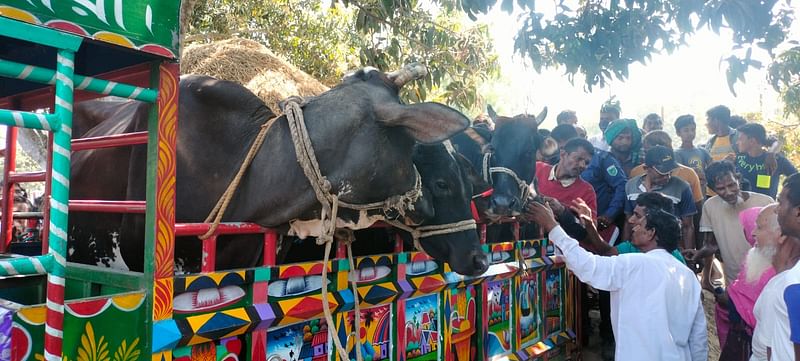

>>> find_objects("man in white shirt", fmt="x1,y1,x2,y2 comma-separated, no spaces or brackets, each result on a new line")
526,200,707,360
752,172,800,360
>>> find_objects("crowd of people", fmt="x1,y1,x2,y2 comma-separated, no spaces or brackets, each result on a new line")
519,101,800,361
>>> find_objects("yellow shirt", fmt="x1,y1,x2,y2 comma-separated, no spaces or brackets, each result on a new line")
709,135,735,162
630,164,704,203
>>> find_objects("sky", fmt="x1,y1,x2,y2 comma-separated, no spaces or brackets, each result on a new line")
472,3,797,139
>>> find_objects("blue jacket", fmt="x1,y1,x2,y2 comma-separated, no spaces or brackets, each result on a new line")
580,150,627,220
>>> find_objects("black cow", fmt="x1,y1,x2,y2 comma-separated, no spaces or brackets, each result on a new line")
452,106,547,219
282,142,490,276
69,66,489,276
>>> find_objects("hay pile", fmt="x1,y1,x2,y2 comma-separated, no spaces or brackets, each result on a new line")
181,38,329,113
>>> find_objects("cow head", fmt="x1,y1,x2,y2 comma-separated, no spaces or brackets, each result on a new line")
486,106,547,217
294,64,470,210
406,143,489,276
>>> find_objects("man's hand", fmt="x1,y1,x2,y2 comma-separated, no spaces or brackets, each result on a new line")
682,248,702,263
597,216,612,230
765,151,777,175
541,196,566,215
525,201,559,234
570,198,593,221
724,153,736,163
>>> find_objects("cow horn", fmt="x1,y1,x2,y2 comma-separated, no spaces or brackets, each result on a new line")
387,63,428,87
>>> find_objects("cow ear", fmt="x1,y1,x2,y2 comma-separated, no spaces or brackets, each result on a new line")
375,102,470,144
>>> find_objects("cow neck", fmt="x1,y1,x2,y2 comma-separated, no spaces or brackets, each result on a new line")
284,99,423,361
282,99,423,243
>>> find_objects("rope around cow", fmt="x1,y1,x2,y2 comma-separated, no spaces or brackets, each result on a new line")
200,97,488,361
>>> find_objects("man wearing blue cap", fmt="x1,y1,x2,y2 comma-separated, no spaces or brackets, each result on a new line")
623,146,697,250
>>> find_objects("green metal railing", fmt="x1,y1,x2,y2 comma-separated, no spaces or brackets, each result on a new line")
0,16,161,360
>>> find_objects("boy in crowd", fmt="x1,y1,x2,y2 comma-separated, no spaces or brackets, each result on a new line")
735,123,797,199
642,113,663,133
557,110,578,125
705,105,739,162
674,114,712,194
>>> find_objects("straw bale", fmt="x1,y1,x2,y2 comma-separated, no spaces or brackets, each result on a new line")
182,38,329,112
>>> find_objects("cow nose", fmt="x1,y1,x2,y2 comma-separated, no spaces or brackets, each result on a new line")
491,194,518,216
471,250,489,275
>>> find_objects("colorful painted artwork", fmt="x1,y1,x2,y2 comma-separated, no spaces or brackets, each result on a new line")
445,286,477,361
544,269,563,336
267,318,330,361
173,336,245,361
337,304,392,361
402,294,440,361
516,273,542,348
0,0,180,58
352,256,394,284
11,293,146,361
485,280,512,359
0,307,10,361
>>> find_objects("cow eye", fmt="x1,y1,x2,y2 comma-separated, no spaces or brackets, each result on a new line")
435,180,449,190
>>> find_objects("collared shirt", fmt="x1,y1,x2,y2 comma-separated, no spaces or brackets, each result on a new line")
615,241,687,264
548,163,577,187
536,162,598,219
548,226,708,361
581,150,627,220
624,174,698,218
751,261,800,361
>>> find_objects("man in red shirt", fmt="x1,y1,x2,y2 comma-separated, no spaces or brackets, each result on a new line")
536,137,598,222
536,136,600,354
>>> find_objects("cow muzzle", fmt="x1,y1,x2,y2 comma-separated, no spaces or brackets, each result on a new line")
387,63,428,87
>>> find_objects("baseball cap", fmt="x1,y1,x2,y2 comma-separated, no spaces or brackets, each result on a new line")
644,145,678,175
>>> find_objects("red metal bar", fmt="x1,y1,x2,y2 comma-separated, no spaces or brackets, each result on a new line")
479,223,487,245
174,222,267,237
264,231,277,266
336,242,346,259
513,222,520,241
69,200,146,213
394,233,404,253
71,131,148,151
201,236,217,273
41,133,54,254
1,127,18,251
8,171,46,183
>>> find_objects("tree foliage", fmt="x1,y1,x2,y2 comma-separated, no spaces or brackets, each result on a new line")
501,0,795,94
185,0,499,112
769,45,800,119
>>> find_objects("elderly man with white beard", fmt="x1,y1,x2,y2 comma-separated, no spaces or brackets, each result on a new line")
685,160,774,348
711,205,780,357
